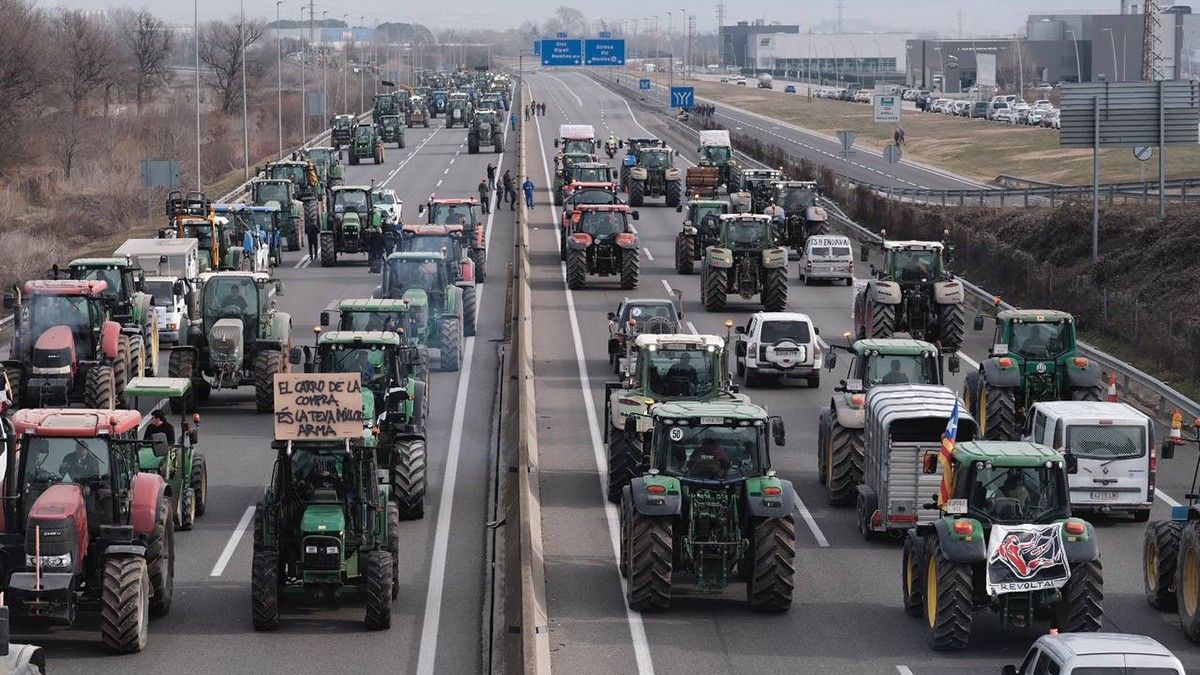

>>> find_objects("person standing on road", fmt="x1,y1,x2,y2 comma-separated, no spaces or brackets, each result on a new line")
522,177,535,209
540,103,546,116
306,215,320,260
502,171,517,211
486,163,496,190
510,112,517,130
496,179,506,206
478,178,490,214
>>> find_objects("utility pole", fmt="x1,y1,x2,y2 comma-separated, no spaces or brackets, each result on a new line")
194,0,201,191
322,10,328,123
836,0,845,33
360,16,366,113
276,1,283,159
240,0,249,179
300,5,307,141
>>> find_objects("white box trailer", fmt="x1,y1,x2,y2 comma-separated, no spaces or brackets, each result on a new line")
857,384,978,538
114,238,200,280
698,130,731,148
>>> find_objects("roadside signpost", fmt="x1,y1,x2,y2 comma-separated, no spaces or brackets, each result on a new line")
873,94,901,123
836,130,858,159
669,86,695,109
883,144,902,164
639,79,651,91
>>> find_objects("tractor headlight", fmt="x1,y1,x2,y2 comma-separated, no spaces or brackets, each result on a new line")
27,553,72,569
325,546,339,554
305,545,318,554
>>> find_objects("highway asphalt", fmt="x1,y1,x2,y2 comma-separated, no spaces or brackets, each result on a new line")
525,68,1200,675
13,106,516,672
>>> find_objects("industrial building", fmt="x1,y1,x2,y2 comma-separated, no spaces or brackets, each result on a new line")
745,32,914,88
718,20,799,69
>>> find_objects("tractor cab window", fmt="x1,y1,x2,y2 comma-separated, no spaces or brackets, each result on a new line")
22,437,111,518
256,182,289,205
78,267,123,301
308,149,334,166
354,126,375,142
966,463,1068,523
430,204,475,225
644,348,718,398
701,146,732,163
572,167,609,183
641,151,671,169
724,220,770,248
324,345,390,390
334,190,369,212
561,140,593,155
759,320,811,344
620,303,677,327
290,446,348,503
864,354,935,386
476,112,497,125
203,276,257,324
778,187,816,211
270,166,305,184
28,295,94,351
182,222,214,249
692,205,726,226
890,249,940,282
405,235,460,258
660,423,763,481
143,279,176,307
342,310,406,333
578,211,626,237
1008,322,1070,360
374,191,397,205
386,259,442,293
571,189,616,206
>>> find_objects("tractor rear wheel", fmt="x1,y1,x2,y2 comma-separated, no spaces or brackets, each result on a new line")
665,180,682,208
100,556,150,653
620,249,640,290
254,350,283,413
191,453,208,516
471,248,487,283
816,412,831,486
167,350,196,413
146,494,174,617
392,439,427,520
566,249,587,290
762,267,788,312
866,295,896,339
319,232,336,266
1177,522,1200,640
702,266,727,312
902,534,925,616
925,536,974,651
439,317,461,372
606,429,643,504
179,488,196,531
304,200,319,239
85,364,116,410
629,180,645,207
113,335,130,408
387,502,401,599
250,550,280,631
747,515,797,612
626,509,673,612
468,133,479,154
4,365,21,409
981,382,1018,441
675,233,695,274
937,303,966,353
1145,520,1183,609
826,421,863,506
363,550,393,630
1057,558,1104,633
129,333,147,378
463,286,477,338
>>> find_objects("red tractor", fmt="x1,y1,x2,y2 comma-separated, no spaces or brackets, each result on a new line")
398,223,479,337
562,204,641,290
419,196,487,282
2,280,128,410
560,181,621,231
1,408,176,654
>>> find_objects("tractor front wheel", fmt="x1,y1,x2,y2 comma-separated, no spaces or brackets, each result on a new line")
981,382,1018,441
566,249,587,290
1145,520,1183,609
250,550,280,631
620,249,640,290
254,350,283,413
191,453,208,516
146,494,175,617
937,302,966,352
701,266,728,312
463,285,477,338
925,536,974,651
746,515,796,612
1057,558,1104,633
629,180,645,207
675,233,695,274
179,488,196,531
100,556,150,653
439,317,462,372
4,365,21,409
902,533,925,616
866,294,896,339
1176,521,1200,640
665,180,682,208
625,508,673,612
363,550,394,630
826,421,863,506
129,333,147,378
303,200,319,233
762,267,788,312
392,439,427,520
85,364,116,410
319,232,336,267
113,335,130,408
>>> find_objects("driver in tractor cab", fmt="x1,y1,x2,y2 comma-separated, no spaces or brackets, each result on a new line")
999,471,1033,508
881,359,910,385
690,437,730,480
59,442,103,483
606,134,617,150
664,354,698,396
220,283,249,313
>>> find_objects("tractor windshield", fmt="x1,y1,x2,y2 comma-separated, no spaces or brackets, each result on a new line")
386,258,442,293
404,235,461,257
333,190,369,212
620,303,677,327
335,117,354,129
643,348,719,398
341,310,407,332
660,423,764,482
572,167,610,183
724,221,771,248
430,204,476,225
290,446,348,502
778,187,816,211
269,165,306,184
1008,322,1071,360
76,266,123,302
355,126,375,142
890,249,941,282
308,149,334,166
641,151,671,169
966,463,1069,524
255,182,290,205
476,113,497,125
182,223,214,250
202,276,258,326
561,139,593,155
865,354,936,386
578,211,626,237
570,189,616,206
28,295,94,352
701,146,732,163
323,344,391,390
22,436,111,523
144,280,176,307
691,205,726,225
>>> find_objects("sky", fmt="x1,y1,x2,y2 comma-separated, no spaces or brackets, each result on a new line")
48,0,1130,34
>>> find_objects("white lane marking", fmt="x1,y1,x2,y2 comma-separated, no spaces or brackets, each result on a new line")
209,505,255,576
449,158,456,165
685,321,698,335
292,254,310,269
443,168,450,174
896,667,915,675
660,279,674,297
415,81,515,675
530,76,656,675
795,499,830,548
435,179,443,187
1157,491,1182,508
627,224,638,235
957,351,979,370
547,73,583,107
381,126,442,188
642,247,654,261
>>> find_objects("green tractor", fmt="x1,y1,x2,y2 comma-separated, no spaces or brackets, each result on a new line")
375,251,464,372
325,298,432,379
249,178,303,252
700,215,788,312
853,239,966,354
251,435,396,630
618,401,795,612
126,377,209,530
444,93,470,128
348,124,385,166
729,167,783,214
372,92,399,123
818,338,959,505
603,333,746,503
296,329,429,520
901,441,1103,650
771,181,829,255
378,114,406,149
674,198,732,274
168,271,290,413
624,144,683,208
261,158,324,243
303,146,343,189
467,109,503,154
322,185,385,271
1143,420,1200,640
963,309,1103,441
330,114,356,150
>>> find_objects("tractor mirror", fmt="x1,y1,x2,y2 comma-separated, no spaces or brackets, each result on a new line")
172,279,185,296
607,312,616,321
825,351,837,370
1162,438,1177,460
632,211,640,221
813,327,820,336
676,204,683,213
735,341,747,357
320,312,330,327
2,293,13,310
973,315,985,331
948,353,961,374
921,452,938,474
735,326,746,335
1065,453,1078,474
1001,667,1018,675
553,139,559,147
858,245,869,263
150,433,170,457
288,346,303,365
770,416,785,446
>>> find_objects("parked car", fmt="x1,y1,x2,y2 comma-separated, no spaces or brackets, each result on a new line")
1026,109,1046,125
1041,110,1061,128
969,101,989,118
853,89,872,103
784,84,796,93
954,100,971,116
1013,103,1033,124
993,107,1016,123
1003,633,1184,675
734,77,747,86
988,101,1009,121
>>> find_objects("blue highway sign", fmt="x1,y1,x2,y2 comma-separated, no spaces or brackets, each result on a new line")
670,86,695,108
584,39,625,66
541,39,582,66
639,78,651,90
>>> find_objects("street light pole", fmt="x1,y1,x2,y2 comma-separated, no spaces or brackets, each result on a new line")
240,0,249,179
1101,27,1118,81
300,6,307,141
276,1,283,159
322,11,328,121
360,16,366,113
342,14,349,113
194,0,201,191
1067,29,1082,82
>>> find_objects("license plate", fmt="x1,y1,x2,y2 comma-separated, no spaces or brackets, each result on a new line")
775,348,797,354
1089,491,1119,501
699,417,725,425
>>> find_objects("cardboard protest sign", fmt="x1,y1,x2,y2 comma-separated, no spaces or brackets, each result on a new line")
273,373,364,440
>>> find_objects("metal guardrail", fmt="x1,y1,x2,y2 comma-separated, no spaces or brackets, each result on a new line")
849,177,1200,207
994,174,1200,191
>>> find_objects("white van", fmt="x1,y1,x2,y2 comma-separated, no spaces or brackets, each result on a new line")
1004,633,1185,675
1023,400,1154,520
800,235,853,285
143,276,190,344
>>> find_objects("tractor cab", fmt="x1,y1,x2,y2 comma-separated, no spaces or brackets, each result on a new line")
731,168,783,213
381,252,450,301
328,299,420,341
251,179,296,211
569,162,616,185
194,271,281,379
637,147,674,170
874,240,947,285
824,338,953,394
329,186,378,250
263,160,311,188
570,204,638,240
681,199,731,226
715,214,775,251
423,198,480,229
214,203,283,268
474,109,497,127
624,137,665,156
398,224,475,288
628,333,727,400
165,191,224,270
300,331,407,425
642,401,782,484
555,125,597,155
937,442,1072,525
124,377,207,529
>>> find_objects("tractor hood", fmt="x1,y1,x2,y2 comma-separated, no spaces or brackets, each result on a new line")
401,288,428,308
301,503,346,535
209,318,244,365
32,326,76,375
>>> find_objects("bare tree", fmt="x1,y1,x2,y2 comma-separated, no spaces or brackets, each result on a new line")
56,10,116,113
0,0,50,174
52,113,88,180
199,18,266,115
121,9,174,114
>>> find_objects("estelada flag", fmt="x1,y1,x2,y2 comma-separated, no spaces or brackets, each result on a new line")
937,399,960,507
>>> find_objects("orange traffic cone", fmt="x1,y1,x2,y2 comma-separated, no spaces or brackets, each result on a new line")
1106,373,1118,402
1169,409,1183,445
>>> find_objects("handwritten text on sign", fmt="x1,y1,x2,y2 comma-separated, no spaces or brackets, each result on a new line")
273,373,364,440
